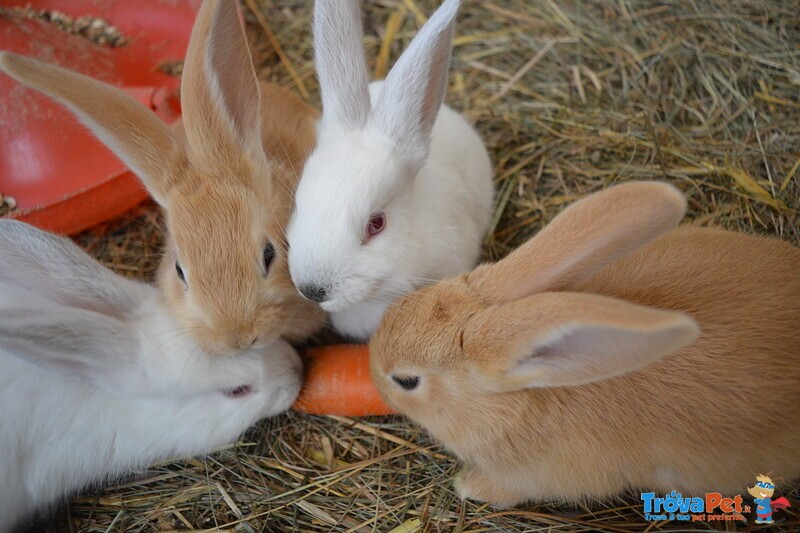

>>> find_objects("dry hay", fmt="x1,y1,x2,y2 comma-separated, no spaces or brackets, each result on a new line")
28,0,800,531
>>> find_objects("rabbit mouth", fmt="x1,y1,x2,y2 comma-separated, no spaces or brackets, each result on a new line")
320,297,351,313
322,275,407,313
315,278,373,312
325,287,380,312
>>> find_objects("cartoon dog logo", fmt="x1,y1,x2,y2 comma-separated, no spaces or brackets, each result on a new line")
747,474,791,524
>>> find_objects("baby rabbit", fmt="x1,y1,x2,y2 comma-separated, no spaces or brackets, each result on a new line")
0,0,323,356
287,0,493,340
0,220,302,532
370,182,800,506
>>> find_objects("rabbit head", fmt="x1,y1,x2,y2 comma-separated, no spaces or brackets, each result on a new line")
370,182,699,434
287,0,461,312
0,0,322,356
0,219,303,411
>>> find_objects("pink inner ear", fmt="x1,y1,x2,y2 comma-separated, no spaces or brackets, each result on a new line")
223,384,252,398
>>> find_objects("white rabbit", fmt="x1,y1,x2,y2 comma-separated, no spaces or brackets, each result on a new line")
0,220,302,532
286,0,493,340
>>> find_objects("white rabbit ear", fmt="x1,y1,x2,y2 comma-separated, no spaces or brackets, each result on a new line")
181,0,264,161
468,292,699,393
0,298,139,382
0,220,143,317
313,0,371,131
0,303,138,383
373,0,460,164
0,52,181,206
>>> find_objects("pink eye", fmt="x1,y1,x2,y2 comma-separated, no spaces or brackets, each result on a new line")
366,211,386,240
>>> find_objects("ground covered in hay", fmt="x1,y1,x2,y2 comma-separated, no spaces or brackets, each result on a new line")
37,0,800,531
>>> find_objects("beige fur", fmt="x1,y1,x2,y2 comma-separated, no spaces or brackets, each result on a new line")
370,181,800,506
0,0,324,355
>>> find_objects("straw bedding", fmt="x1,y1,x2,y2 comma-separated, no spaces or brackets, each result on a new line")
28,0,800,531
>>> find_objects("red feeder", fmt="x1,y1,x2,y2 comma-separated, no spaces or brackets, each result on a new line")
0,0,201,234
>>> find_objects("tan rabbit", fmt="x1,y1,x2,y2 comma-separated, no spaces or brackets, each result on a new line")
370,181,800,506
0,0,324,355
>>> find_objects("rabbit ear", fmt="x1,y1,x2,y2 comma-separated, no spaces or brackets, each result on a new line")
372,0,460,165
468,182,687,304
180,0,263,161
0,52,181,206
0,301,138,383
0,220,143,317
313,0,371,131
468,292,699,392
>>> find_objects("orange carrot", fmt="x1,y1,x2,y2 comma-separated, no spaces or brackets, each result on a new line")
293,345,396,416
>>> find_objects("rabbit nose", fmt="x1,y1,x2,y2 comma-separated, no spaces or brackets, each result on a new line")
240,336,257,350
228,332,257,352
298,284,328,303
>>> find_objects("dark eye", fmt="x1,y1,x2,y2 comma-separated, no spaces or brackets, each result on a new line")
263,242,275,273
175,262,186,285
391,375,419,390
365,211,386,240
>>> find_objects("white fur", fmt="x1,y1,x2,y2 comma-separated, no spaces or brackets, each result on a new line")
0,221,301,531
287,0,493,340
312,0,370,130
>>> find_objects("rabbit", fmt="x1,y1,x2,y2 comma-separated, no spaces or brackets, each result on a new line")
0,0,324,357
286,0,494,341
369,181,800,507
0,220,304,532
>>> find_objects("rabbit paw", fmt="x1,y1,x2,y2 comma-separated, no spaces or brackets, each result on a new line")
454,466,525,508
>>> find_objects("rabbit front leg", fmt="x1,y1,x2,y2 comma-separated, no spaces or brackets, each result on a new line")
454,464,530,508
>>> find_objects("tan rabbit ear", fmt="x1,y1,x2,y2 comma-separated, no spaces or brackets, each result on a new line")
467,292,699,392
0,52,180,206
468,182,687,303
180,0,263,162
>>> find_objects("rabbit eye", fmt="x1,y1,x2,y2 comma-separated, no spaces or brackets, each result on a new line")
223,385,253,399
175,262,187,287
263,242,275,273
365,211,386,241
391,375,419,390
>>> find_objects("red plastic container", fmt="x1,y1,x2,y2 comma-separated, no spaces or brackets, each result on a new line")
0,0,201,234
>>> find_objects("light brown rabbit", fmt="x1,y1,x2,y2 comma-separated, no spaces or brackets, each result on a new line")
370,181,800,506
0,0,324,355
